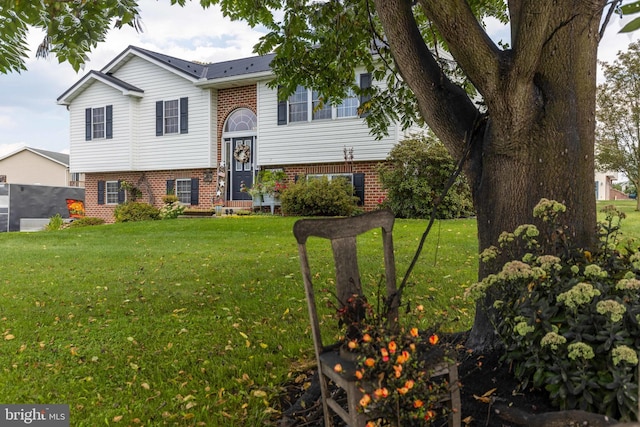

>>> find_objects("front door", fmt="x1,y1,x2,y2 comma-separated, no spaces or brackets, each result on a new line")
231,137,254,200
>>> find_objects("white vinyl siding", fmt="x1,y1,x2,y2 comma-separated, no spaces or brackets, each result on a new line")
69,55,216,173
256,72,399,166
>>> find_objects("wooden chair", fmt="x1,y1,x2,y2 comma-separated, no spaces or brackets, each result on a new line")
294,209,398,427
293,209,461,427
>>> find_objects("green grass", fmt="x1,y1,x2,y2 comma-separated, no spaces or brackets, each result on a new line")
0,216,478,426
3,203,636,426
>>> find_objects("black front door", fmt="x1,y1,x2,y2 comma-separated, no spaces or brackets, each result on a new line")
231,137,254,200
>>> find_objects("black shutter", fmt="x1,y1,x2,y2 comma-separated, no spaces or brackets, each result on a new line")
359,73,372,118
97,181,105,205
277,86,287,125
166,180,174,195
156,101,164,136
105,105,113,139
85,108,92,141
117,180,125,204
180,97,188,134
190,178,199,206
353,173,365,206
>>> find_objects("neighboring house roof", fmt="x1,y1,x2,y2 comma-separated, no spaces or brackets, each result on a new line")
58,45,276,105
0,147,69,167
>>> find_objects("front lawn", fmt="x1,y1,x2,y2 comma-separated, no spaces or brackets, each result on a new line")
0,215,478,426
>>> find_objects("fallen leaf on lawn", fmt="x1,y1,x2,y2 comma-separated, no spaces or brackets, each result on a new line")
252,390,267,398
473,387,497,403
260,343,268,349
113,415,123,422
4,334,15,341
141,383,150,390
239,332,248,339
462,415,474,425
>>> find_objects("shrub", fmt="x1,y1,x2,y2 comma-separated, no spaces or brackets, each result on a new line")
468,200,640,420
280,176,360,216
377,133,474,219
44,214,65,231
67,217,105,228
162,194,179,204
114,202,159,223
159,201,185,219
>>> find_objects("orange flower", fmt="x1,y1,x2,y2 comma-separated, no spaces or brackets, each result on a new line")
404,379,415,390
410,343,416,352
393,364,402,378
425,410,436,421
396,350,410,364
362,333,372,343
414,399,424,408
398,386,409,395
355,369,363,380
417,304,424,311
388,341,397,354
410,327,419,337
360,394,372,408
366,422,376,427
373,387,389,399
348,340,358,350
365,358,375,367
333,363,343,373
429,334,439,345
380,347,389,362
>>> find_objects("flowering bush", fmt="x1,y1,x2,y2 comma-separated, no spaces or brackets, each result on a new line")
159,201,185,219
332,293,453,426
242,169,288,199
467,199,640,420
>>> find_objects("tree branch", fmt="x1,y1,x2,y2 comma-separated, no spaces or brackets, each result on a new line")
510,1,555,83
418,0,502,98
373,0,480,161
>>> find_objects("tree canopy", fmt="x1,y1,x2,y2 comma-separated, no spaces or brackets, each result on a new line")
596,40,640,209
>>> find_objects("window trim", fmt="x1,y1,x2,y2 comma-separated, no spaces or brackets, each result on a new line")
156,98,188,136
175,178,192,205
85,105,113,140
105,181,120,205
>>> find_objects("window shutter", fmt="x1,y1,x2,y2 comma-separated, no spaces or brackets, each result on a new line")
353,173,365,206
180,97,188,134
85,108,92,141
156,101,164,136
166,180,174,195
277,86,287,125
97,181,105,205
190,178,199,206
359,73,372,118
106,105,113,139
117,180,125,204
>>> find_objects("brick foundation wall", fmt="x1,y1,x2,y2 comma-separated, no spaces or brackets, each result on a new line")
273,161,387,211
85,170,218,223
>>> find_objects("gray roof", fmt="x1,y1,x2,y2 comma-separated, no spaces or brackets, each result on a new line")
27,147,69,166
127,45,274,80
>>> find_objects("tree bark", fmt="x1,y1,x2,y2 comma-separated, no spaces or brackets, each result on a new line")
375,1,603,351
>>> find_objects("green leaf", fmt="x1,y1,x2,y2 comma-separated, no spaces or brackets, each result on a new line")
621,1,640,15
619,17,640,33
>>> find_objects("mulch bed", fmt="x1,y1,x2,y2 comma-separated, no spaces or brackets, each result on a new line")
275,332,556,427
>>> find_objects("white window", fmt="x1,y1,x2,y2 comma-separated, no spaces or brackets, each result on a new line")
289,86,308,122
337,88,359,118
92,107,105,138
176,179,191,204
106,181,119,204
164,100,179,134
312,90,332,120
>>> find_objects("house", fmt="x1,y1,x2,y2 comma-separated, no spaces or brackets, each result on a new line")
595,171,628,200
0,147,84,187
57,46,420,222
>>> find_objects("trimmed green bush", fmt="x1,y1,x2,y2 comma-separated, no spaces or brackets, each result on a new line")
377,133,474,219
280,176,360,216
114,202,159,222
67,217,106,228
468,200,640,421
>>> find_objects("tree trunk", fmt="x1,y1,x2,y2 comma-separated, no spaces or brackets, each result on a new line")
375,1,602,351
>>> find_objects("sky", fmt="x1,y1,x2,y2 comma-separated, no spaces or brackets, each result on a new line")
0,2,638,158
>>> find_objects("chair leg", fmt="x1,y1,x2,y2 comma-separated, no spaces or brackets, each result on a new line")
318,372,334,427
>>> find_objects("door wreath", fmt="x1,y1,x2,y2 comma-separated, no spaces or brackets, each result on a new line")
233,144,251,163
